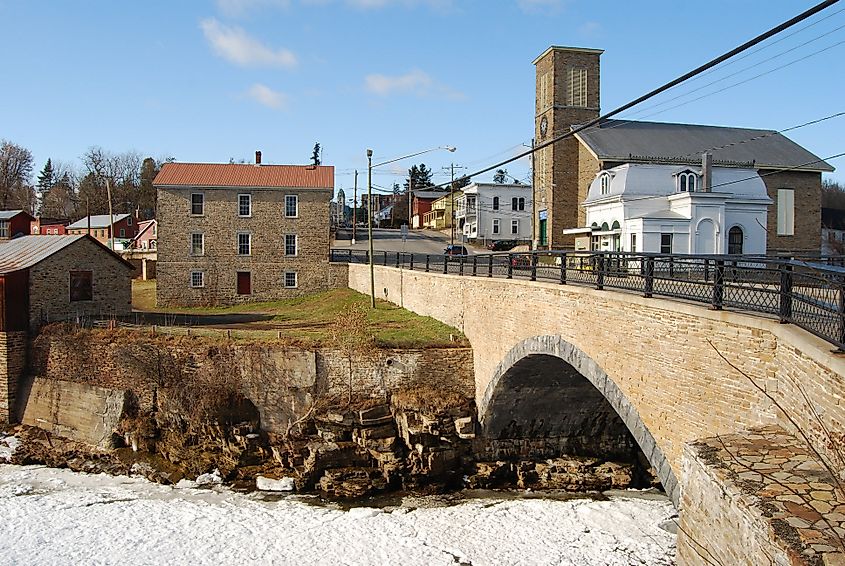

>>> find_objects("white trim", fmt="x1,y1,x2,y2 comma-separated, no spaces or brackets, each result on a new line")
238,193,252,217
190,270,205,288
284,271,298,288
190,192,205,216
284,233,298,256
284,194,299,218
237,232,252,255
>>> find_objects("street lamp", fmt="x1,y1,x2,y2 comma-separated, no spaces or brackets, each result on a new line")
366,145,456,308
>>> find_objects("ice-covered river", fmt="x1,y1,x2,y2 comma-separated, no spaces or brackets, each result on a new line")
0,462,676,565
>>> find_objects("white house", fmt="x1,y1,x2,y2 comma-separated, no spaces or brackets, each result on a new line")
564,155,772,255
455,183,533,244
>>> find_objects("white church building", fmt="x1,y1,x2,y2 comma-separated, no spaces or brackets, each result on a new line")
564,154,772,255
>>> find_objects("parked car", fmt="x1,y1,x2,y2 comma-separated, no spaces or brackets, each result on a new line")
444,244,469,257
487,239,518,251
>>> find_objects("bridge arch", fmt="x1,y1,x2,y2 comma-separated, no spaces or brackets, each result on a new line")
479,335,679,506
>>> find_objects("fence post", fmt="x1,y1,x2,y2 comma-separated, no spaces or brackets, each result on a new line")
395,252,400,268
459,255,465,276
425,254,430,272
596,255,605,290
779,263,793,323
443,255,448,274
712,260,725,310
839,279,845,347
383,251,387,266
348,249,353,263
365,249,370,264
703,258,709,282
507,254,513,279
472,256,477,276
488,255,493,277
409,253,414,271
530,252,538,281
644,257,654,298
559,253,567,285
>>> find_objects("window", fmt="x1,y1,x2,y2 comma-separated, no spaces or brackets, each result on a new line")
191,193,204,215
492,197,499,211
660,233,673,254
238,233,251,255
70,270,93,302
728,226,744,254
492,218,500,234
511,220,519,234
126,216,132,226
191,233,204,256
600,173,610,195
568,67,587,107
611,220,620,230
284,234,297,256
238,194,252,217
285,195,298,217
1,220,10,238
119,228,125,238
777,189,795,236
631,233,637,252
512,197,518,211
284,271,298,288
190,271,204,288
591,235,600,251
678,172,697,193
518,197,525,211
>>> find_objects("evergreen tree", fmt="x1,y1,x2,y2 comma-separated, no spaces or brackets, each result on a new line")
311,142,321,166
404,163,435,191
37,159,54,191
493,168,508,184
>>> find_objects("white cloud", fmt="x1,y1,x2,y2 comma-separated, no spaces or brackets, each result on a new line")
246,83,288,109
578,20,602,37
216,0,290,17
517,0,566,14
364,69,465,100
200,18,297,68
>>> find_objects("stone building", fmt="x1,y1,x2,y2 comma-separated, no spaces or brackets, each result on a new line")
533,46,833,253
0,234,133,423
154,156,338,306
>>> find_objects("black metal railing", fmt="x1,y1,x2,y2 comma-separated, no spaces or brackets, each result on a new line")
329,248,845,351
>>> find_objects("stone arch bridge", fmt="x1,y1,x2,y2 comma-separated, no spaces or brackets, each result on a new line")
346,261,845,563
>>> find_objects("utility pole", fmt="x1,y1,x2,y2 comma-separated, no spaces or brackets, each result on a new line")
443,163,466,246
407,176,413,229
352,170,358,245
105,178,115,251
367,150,375,308
530,138,537,250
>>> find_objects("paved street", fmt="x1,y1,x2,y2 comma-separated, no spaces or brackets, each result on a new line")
334,228,477,255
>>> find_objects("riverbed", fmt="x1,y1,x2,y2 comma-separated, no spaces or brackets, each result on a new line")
0,463,676,565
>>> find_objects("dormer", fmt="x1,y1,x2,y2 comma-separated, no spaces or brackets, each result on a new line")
599,171,612,196
674,169,700,193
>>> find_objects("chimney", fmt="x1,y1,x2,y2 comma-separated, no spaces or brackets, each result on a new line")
701,152,713,193
255,150,262,165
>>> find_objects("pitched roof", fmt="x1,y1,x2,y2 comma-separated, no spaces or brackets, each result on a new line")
66,214,130,230
0,235,133,274
0,210,33,220
153,162,334,189
575,120,834,172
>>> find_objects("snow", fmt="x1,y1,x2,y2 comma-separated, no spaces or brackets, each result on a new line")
195,469,223,486
0,464,676,565
0,434,18,463
256,475,295,492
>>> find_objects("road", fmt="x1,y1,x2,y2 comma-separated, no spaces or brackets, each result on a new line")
334,228,477,255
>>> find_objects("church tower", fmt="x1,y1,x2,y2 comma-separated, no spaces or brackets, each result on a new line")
532,46,603,248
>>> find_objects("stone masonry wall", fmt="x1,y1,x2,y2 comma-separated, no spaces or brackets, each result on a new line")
762,170,822,254
29,328,474,435
0,331,27,424
29,237,132,329
348,264,845,490
157,186,343,306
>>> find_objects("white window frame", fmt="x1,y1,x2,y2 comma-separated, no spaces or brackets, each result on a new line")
238,193,252,217
285,195,299,218
237,232,251,256
191,232,204,256
678,172,697,193
0,220,8,238
511,219,519,234
630,233,637,253
660,233,673,254
190,271,204,288
284,271,298,288
120,228,126,238
600,173,610,195
284,234,298,256
492,218,500,235
191,193,205,216
126,216,132,226
777,188,795,236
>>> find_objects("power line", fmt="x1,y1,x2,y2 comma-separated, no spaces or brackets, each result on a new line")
428,0,840,190
707,151,844,191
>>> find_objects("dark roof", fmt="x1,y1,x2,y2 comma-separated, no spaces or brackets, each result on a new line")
575,120,834,172
0,210,34,221
154,162,334,189
0,235,134,274
822,208,845,231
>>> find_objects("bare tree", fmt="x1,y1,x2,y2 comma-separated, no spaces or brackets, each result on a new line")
0,140,35,211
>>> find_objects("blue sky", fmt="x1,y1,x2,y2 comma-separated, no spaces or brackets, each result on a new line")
1,0,843,200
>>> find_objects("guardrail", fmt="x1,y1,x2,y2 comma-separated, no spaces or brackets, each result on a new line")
330,248,845,351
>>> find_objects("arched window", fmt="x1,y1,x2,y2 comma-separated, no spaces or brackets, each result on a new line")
600,173,610,195
493,196,499,210
678,172,697,193
600,222,609,231
728,226,743,255
611,220,620,230
591,222,599,229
